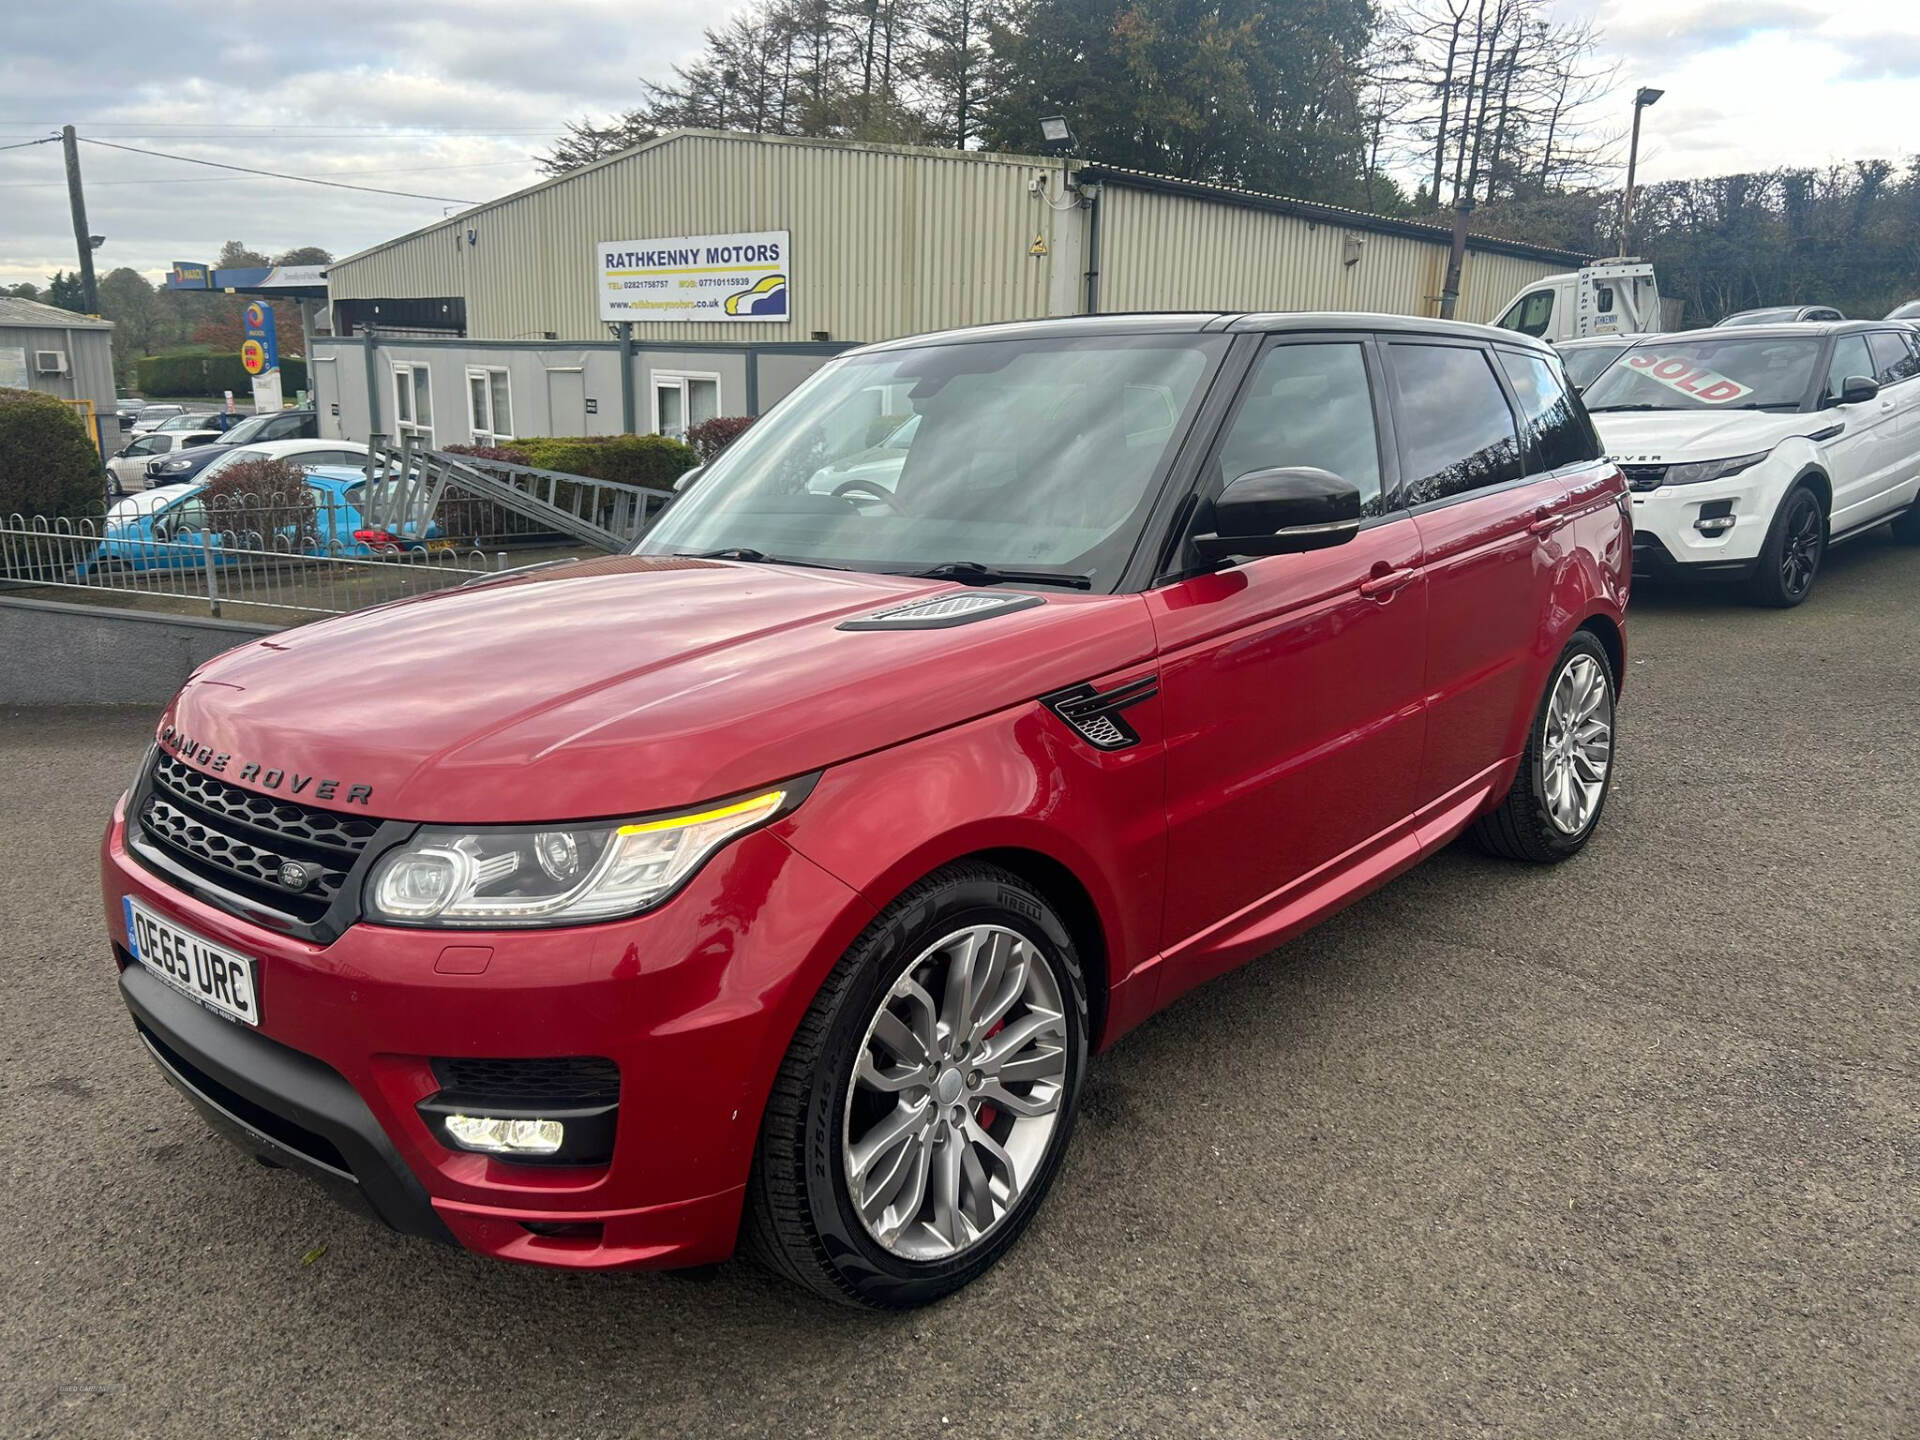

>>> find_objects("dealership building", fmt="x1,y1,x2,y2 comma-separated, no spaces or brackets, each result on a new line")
312,129,1587,448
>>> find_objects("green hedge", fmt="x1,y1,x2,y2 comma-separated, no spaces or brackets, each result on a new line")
135,351,309,398
0,386,105,521
512,433,699,489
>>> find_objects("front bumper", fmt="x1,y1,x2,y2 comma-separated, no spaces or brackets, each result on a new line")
101,797,874,1270
1627,464,1786,578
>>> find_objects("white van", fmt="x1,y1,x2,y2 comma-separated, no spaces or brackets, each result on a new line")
1495,262,1663,345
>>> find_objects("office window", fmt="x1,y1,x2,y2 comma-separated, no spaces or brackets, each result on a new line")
392,364,433,447
652,372,720,441
467,366,514,445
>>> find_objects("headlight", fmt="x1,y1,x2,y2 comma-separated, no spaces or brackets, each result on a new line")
363,788,795,927
1664,451,1771,486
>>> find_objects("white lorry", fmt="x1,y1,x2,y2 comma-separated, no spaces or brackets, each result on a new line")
1493,261,1663,344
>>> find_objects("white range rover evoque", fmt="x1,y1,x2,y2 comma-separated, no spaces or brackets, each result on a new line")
1585,321,1920,605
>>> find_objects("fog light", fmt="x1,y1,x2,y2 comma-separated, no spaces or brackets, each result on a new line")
443,1113,565,1156
1695,500,1736,536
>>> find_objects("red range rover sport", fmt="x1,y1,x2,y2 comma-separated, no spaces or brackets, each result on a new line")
102,313,1628,1308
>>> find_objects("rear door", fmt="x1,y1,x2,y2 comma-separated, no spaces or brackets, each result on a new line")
1822,332,1906,532
1149,334,1427,979
1387,339,1560,813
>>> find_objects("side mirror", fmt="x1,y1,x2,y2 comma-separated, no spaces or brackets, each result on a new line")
1192,467,1363,561
673,465,705,494
1840,375,1879,405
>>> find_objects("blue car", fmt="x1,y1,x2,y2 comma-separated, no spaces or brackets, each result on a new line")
83,470,439,574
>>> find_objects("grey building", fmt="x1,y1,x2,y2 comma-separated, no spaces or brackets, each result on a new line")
314,130,1588,448
0,296,118,452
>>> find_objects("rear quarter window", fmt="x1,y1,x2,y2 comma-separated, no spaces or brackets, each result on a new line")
1496,350,1602,472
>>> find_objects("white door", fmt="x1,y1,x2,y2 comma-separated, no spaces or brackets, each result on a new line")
1821,333,1905,532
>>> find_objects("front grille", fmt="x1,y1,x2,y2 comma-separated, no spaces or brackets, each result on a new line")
137,754,378,923
1621,464,1668,492
431,1056,621,1106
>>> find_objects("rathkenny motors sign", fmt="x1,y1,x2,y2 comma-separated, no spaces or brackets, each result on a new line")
596,230,790,324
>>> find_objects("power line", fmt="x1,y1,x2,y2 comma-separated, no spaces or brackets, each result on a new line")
76,136,482,205
0,160,533,190
0,134,59,152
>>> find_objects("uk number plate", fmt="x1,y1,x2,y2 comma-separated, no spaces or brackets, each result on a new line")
124,896,260,1027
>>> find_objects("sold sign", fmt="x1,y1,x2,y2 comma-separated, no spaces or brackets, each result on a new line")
1624,352,1752,404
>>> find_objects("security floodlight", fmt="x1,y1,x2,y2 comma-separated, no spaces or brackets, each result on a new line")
1039,116,1075,154
88,235,106,248
1635,87,1665,108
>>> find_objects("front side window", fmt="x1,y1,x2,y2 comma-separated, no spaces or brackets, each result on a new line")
638,334,1227,587
1825,335,1875,401
1499,290,1556,338
1388,344,1525,504
467,367,514,445
126,435,164,457
1496,350,1601,473
1214,342,1384,517
1586,337,1822,413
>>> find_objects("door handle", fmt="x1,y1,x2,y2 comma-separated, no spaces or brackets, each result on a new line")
1529,507,1564,537
1358,566,1416,599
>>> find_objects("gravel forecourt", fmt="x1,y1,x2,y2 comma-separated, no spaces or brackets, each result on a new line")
3,532,1916,1439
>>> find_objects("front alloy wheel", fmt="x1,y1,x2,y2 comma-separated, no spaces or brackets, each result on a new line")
1749,484,1825,607
745,864,1088,1308
844,925,1068,1260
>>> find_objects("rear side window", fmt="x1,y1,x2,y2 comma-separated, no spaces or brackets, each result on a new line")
1388,344,1525,504
1214,342,1384,516
1495,350,1601,472
1867,331,1918,385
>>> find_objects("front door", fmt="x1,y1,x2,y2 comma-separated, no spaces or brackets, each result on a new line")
1149,336,1428,994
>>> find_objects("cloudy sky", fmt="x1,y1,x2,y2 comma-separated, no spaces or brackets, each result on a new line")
1,0,1913,290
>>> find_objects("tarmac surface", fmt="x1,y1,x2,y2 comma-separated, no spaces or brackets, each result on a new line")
3,533,1916,1438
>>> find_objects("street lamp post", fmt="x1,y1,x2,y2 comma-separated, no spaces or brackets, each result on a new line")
1620,86,1664,256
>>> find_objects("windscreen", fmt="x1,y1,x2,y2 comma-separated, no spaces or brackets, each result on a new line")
1560,343,1629,391
1583,336,1821,413
638,334,1225,585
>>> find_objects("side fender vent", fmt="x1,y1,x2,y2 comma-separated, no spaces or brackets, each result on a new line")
838,591,1044,631
1041,675,1159,751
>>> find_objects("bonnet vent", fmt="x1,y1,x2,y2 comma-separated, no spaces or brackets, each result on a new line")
838,591,1044,631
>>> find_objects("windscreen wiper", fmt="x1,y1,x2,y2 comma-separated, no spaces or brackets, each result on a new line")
675,548,849,570
911,560,1093,590
1585,403,1662,412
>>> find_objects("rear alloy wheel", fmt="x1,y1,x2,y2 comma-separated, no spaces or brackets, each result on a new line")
745,864,1088,1308
1748,483,1826,607
1473,631,1616,863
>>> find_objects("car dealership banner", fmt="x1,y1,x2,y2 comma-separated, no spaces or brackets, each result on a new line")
596,230,790,324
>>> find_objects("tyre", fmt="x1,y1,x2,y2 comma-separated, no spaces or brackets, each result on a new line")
1473,631,1616,863
744,862,1089,1309
1747,482,1826,607
1890,501,1920,545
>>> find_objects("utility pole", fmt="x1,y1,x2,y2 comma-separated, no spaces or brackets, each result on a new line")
61,125,100,314
1439,197,1474,320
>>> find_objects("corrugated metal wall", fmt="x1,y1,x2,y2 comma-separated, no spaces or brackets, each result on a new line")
329,135,1063,345
1095,185,1566,324
0,322,120,449
328,132,1576,344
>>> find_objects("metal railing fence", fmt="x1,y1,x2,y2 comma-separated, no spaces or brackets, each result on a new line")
1,511,500,620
